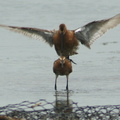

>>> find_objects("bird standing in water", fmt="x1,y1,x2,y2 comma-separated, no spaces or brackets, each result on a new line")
0,14,120,58
53,56,72,90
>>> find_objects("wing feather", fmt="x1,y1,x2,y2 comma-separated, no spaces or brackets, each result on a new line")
0,24,54,46
75,13,120,48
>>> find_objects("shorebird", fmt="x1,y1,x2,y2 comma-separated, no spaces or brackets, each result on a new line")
53,56,72,90
0,14,120,58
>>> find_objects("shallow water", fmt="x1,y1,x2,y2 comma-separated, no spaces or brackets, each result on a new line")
0,0,120,107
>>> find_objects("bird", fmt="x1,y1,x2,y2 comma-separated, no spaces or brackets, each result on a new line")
53,56,72,90
0,13,120,58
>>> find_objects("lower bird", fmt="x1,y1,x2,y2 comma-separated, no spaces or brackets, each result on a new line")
53,56,72,90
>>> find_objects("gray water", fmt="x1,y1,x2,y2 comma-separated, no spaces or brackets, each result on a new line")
0,0,120,107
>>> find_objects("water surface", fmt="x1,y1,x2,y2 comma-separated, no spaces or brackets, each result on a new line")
0,0,120,107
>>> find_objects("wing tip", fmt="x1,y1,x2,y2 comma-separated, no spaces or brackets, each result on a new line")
81,41,91,49
86,44,91,49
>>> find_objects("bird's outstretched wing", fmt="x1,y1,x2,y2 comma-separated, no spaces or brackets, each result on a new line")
75,13,120,48
0,24,54,46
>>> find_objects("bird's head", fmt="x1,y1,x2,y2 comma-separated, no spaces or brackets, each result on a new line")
59,24,67,34
59,56,66,67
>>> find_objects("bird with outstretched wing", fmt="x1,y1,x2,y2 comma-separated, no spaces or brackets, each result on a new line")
0,13,120,57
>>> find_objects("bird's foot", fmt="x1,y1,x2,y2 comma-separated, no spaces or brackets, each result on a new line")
69,59,77,64
66,56,77,64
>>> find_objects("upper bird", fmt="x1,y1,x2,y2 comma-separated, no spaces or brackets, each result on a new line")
0,14,120,57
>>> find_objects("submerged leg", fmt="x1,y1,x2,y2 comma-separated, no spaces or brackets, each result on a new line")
66,75,69,90
55,75,58,90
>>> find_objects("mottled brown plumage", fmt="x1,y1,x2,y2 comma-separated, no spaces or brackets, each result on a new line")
53,56,72,90
0,14,120,57
53,24,79,56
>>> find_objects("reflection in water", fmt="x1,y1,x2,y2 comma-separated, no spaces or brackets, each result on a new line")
55,90,72,113
1,93,120,119
54,90,78,120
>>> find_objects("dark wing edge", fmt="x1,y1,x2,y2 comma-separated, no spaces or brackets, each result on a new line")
74,13,120,48
0,24,54,47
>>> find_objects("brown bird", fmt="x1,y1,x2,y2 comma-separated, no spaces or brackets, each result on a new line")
0,14,120,57
53,56,72,90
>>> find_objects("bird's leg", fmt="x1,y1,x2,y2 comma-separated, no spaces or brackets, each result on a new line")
69,59,77,64
55,75,58,90
67,56,77,65
66,75,69,90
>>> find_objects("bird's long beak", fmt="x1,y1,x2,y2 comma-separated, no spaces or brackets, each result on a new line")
60,33,64,53
61,60,64,68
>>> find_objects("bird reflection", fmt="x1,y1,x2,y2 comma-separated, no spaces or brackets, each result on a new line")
54,90,74,120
